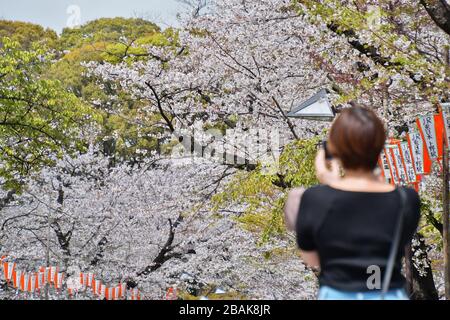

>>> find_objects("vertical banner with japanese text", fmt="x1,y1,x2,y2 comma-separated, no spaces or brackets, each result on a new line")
407,131,425,175
399,141,417,183
417,116,439,160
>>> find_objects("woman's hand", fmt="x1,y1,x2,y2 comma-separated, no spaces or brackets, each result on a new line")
284,187,305,231
315,149,340,185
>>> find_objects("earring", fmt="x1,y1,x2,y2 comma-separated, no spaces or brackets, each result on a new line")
339,165,345,178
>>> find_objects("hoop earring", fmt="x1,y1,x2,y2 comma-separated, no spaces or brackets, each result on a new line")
339,165,345,178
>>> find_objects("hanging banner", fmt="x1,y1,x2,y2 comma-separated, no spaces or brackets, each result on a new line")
118,283,125,298
434,112,445,159
98,282,106,297
105,287,113,300
80,272,92,287
131,288,141,300
441,103,450,147
1,258,136,300
13,270,21,288
55,272,64,289
407,131,425,174
27,273,36,293
19,273,26,291
92,278,97,295
100,285,106,298
417,116,439,160
384,147,399,185
47,266,58,284
38,267,47,288
80,272,85,287
387,145,406,184
34,272,41,292
86,273,94,287
38,267,46,289
399,141,417,183
2,261,15,282
112,287,118,300
392,145,408,184
378,150,392,183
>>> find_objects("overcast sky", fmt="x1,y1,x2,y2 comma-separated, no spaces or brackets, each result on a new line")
0,0,186,33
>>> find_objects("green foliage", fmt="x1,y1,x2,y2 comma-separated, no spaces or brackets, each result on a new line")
278,136,321,187
0,18,173,181
0,38,99,190
212,137,321,243
58,17,160,50
102,29,177,64
42,19,177,162
295,0,448,104
0,20,58,49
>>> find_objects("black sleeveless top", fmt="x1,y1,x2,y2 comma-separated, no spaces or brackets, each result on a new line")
296,185,420,291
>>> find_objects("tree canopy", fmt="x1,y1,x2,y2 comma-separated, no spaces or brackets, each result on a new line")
0,20,58,49
0,37,99,190
58,17,161,50
0,1,449,300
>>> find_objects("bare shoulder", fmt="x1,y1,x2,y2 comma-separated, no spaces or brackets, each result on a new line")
285,187,305,212
287,187,306,198
284,187,306,231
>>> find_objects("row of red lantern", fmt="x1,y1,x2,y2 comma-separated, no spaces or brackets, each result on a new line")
1,260,64,293
1,256,141,300
378,104,450,189
74,272,140,300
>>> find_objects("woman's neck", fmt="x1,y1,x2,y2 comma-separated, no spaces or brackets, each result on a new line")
343,169,378,180
328,167,395,192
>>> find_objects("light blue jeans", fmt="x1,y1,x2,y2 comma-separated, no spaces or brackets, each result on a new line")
318,286,409,300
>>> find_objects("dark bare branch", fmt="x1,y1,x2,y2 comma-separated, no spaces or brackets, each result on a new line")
420,0,450,36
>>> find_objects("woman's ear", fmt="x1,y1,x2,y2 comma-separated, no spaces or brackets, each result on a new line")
330,159,343,178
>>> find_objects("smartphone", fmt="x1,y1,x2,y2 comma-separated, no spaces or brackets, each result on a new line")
322,140,333,160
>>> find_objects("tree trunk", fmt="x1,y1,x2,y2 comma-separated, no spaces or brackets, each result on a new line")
420,0,450,36
406,233,439,300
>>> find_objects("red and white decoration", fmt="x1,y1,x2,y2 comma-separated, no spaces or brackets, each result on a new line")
379,104,448,190
0,256,142,300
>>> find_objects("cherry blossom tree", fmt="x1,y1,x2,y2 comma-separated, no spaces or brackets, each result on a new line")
2,0,449,300
84,0,449,299
0,148,316,299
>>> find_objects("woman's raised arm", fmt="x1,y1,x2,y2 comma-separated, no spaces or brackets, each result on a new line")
284,187,305,231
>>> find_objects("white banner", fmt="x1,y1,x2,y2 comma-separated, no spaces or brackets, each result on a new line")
2,262,15,281
400,142,417,183
392,145,407,184
379,150,392,182
418,116,438,160
408,131,424,174
385,147,399,185
441,103,450,147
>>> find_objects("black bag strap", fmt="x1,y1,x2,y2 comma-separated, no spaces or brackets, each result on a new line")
381,187,407,299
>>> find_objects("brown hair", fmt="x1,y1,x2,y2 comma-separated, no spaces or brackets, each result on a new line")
328,105,386,171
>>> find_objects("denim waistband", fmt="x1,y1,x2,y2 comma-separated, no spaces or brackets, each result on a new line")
318,285,409,300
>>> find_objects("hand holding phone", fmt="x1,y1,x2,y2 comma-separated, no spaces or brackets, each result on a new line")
322,140,333,160
315,147,340,184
